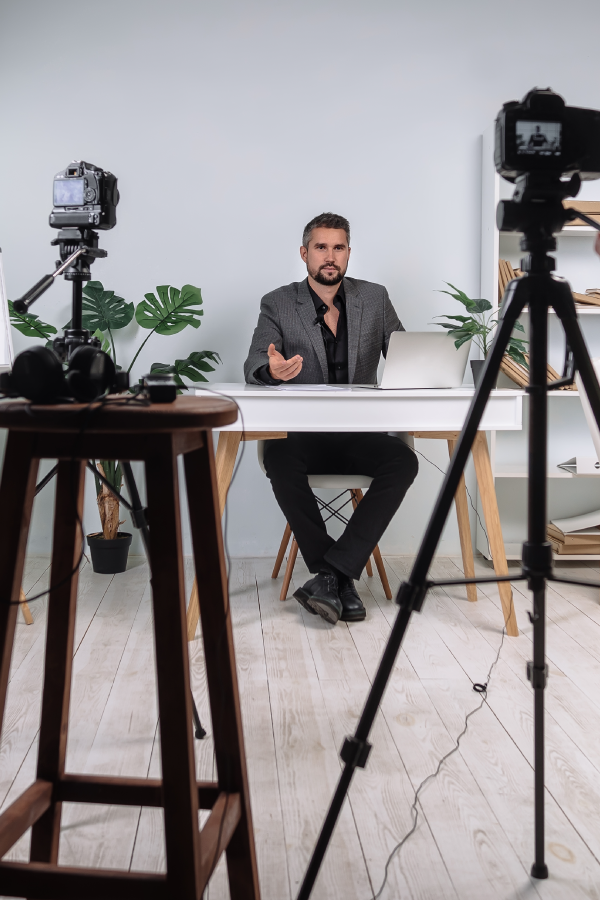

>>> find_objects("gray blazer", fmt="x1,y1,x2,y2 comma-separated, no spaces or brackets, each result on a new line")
244,277,403,384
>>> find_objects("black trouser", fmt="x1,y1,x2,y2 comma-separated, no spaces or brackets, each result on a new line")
263,432,419,580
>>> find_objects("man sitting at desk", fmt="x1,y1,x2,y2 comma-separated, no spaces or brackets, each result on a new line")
244,212,418,625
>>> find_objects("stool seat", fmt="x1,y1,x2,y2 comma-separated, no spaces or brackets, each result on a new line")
0,394,238,433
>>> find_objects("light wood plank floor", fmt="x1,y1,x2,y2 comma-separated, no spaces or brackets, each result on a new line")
3,553,600,898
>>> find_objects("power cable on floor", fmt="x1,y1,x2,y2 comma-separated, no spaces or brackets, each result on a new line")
369,626,506,900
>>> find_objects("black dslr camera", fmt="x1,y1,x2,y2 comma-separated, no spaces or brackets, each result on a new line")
50,161,119,231
495,88,600,234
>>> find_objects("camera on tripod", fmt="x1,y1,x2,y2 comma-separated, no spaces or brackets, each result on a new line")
495,89,600,236
1,160,129,403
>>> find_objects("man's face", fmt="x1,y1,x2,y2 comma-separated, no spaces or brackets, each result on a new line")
300,227,351,286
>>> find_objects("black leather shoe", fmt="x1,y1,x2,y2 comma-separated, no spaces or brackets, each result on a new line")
294,571,342,624
338,577,366,622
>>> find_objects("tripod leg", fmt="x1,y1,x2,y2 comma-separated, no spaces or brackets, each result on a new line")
297,284,529,900
557,301,600,431
525,297,550,879
121,461,206,740
406,284,527,600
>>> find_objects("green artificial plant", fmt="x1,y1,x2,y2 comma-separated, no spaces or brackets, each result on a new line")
9,281,221,540
433,282,528,367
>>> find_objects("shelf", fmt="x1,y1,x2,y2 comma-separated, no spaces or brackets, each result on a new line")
500,226,598,237
519,307,600,315
478,541,600,562
494,466,574,479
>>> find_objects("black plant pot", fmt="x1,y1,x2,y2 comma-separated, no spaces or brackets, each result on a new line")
87,531,133,574
470,359,498,389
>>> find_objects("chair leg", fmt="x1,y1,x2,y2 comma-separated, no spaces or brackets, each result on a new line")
280,538,298,601
353,490,374,576
372,545,392,600
272,523,292,578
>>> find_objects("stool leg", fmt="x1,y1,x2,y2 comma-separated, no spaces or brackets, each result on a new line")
145,437,202,898
0,434,38,743
272,523,292,578
280,538,298,601
184,431,260,900
31,459,85,864
353,490,374,576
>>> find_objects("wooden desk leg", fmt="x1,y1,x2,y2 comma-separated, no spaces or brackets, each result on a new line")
472,432,519,636
187,431,242,641
19,588,33,625
447,439,477,603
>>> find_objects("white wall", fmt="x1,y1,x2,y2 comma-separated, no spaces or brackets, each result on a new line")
1,0,600,556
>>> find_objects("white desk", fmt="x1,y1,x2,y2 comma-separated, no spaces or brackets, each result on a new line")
186,384,522,638
211,384,523,432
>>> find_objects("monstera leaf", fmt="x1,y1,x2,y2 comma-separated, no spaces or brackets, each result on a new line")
150,351,221,389
9,300,57,340
135,284,203,335
81,281,134,333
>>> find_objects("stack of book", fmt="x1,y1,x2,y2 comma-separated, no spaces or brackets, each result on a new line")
547,509,600,555
498,258,600,308
498,259,523,302
499,353,577,390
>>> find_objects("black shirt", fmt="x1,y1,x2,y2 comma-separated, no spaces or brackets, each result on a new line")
308,281,349,384
255,281,349,385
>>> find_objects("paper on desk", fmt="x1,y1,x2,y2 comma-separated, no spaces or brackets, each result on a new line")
551,509,600,534
274,384,351,391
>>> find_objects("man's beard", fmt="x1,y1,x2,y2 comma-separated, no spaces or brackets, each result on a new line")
310,263,346,286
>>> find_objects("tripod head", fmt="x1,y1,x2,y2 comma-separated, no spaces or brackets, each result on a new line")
49,227,107,360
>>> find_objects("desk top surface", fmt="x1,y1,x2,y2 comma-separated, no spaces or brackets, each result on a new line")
200,383,523,399
198,384,524,432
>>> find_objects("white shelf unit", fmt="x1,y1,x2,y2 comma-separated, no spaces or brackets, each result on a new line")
479,125,600,562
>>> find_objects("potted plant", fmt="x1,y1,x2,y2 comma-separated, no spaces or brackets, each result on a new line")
433,282,528,387
9,281,221,573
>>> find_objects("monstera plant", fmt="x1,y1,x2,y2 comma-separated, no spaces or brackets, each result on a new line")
10,281,221,555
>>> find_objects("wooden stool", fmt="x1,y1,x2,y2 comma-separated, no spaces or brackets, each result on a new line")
0,396,260,900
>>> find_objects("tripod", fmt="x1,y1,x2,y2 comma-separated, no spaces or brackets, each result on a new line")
298,204,600,897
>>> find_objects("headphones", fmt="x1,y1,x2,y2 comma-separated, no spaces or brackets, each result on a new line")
2,344,122,404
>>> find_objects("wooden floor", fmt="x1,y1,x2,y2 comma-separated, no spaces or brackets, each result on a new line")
3,554,600,899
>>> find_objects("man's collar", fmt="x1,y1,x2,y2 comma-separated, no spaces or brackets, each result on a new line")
307,280,346,313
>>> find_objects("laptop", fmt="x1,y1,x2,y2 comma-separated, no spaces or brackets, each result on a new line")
374,332,472,390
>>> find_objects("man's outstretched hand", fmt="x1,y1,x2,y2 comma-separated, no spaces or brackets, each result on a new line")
268,343,303,381
596,233,600,257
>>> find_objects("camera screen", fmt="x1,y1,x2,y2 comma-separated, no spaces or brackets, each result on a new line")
516,120,562,157
53,177,84,206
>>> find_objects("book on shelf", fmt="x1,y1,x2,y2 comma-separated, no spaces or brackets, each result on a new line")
556,456,600,475
499,354,577,390
562,200,600,227
547,508,600,554
498,259,600,308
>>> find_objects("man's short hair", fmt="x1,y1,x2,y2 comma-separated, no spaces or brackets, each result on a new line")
302,212,350,248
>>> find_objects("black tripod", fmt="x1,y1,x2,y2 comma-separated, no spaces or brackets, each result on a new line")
298,199,600,897
33,459,207,740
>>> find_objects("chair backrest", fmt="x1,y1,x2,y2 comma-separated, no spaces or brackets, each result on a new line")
575,358,600,462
